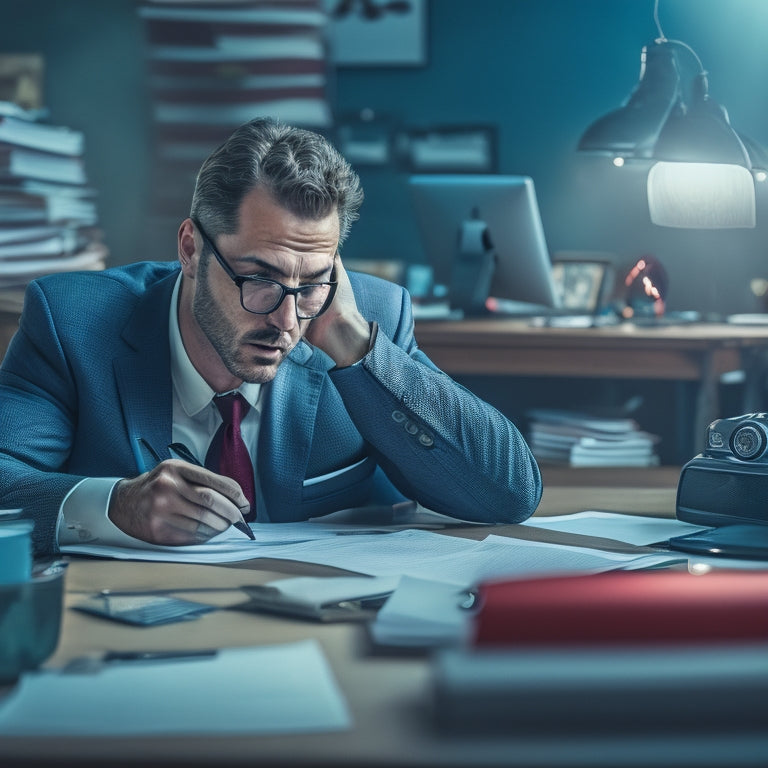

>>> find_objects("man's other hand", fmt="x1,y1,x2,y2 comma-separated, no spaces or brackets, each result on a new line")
303,255,373,368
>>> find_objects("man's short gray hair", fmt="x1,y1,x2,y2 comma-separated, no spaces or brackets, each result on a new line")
190,117,363,246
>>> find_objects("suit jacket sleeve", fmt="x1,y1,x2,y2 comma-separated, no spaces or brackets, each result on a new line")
0,279,89,555
0,263,177,557
329,274,542,524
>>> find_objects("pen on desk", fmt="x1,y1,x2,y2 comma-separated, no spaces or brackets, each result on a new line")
168,442,256,540
103,650,217,663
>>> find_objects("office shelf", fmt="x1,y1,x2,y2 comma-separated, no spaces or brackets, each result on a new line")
540,464,681,488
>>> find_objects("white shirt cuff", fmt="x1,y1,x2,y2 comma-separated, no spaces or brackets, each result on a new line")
57,477,147,548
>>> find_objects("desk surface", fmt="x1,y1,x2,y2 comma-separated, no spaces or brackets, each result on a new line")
4,484,766,768
414,318,768,379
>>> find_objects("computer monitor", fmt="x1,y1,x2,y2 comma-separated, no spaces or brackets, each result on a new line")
408,175,559,313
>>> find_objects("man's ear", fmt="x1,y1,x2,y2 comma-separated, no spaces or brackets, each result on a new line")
178,218,199,277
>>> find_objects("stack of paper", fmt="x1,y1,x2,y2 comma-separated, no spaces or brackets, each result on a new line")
526,407,660,467
0,102,106,312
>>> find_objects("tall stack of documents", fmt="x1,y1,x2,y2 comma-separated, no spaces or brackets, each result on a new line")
526,407,660,467
0,102,105,312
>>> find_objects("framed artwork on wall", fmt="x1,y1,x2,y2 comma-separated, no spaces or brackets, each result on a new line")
396,125,498,173
325,0,427,67
0,54,44,110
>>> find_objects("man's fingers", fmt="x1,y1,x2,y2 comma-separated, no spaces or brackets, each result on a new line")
189,518,220,541
108,460,251,546
171,459,250,512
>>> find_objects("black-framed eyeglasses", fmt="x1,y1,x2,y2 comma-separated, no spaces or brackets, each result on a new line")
193,220,338,320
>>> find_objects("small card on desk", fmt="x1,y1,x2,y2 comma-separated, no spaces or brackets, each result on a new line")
73,594,216,626
233,575,399,622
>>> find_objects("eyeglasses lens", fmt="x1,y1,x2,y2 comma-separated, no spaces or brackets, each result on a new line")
241,281,331,318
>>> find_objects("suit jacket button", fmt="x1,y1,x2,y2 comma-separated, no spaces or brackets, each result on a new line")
404,420,419,435
391,410,406,423
418,432,434,447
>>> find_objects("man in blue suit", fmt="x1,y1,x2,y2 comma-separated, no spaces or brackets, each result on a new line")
0,118,541,557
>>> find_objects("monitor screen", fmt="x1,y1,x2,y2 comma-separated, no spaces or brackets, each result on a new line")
409,174,559,311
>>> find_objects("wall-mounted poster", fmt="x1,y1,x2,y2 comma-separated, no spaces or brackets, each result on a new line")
325,0,427,67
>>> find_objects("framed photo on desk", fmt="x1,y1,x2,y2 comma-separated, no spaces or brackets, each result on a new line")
551,254,615,313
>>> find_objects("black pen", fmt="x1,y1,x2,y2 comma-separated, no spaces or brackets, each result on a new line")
103,650,217,663
168,442,256,540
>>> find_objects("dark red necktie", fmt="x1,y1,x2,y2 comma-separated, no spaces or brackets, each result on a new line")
205,393,257,521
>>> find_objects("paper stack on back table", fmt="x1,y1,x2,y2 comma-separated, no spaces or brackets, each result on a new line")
526,407,660,467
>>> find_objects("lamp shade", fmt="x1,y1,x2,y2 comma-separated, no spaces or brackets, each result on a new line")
652,73,751,166
578,25,764,230
578,42,680,158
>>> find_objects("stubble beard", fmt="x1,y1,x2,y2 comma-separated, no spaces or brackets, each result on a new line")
192,276,293,385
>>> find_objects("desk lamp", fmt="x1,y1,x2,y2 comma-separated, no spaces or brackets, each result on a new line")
578,0,766,229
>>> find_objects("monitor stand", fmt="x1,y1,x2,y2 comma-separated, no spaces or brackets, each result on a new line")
448,217,496,316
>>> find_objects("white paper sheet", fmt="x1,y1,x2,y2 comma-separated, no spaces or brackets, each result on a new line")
0,640,349,736
521,511,710,546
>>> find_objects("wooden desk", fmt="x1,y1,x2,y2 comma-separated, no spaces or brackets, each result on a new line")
3,486,766,768
415,318,768,459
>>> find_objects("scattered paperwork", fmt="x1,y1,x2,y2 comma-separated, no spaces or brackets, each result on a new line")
0,640,349,736
62,525,686,585
521,511,710,546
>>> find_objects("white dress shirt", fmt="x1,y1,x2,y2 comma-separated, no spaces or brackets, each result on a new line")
56,274,263,546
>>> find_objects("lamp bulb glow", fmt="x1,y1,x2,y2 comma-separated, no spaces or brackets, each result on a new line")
612,156,625,167
648,162,756,229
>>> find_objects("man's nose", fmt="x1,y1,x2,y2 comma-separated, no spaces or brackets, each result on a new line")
267,293,298,331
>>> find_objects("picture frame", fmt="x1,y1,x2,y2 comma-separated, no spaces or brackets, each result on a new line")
396,125,497,173
325,0,427,67
335,111,394,166
551,255,615,313
0,54,44,110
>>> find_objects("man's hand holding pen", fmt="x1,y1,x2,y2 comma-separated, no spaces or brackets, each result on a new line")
108,458,254,545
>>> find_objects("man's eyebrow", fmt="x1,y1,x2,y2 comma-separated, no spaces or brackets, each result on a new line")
235,255,333,282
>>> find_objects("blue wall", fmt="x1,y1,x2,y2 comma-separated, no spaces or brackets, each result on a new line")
335,0,768,316
2,0,768,315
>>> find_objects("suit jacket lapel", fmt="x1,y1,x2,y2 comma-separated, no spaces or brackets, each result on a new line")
259,341,333,520
110,269,332,500
114,270,178,472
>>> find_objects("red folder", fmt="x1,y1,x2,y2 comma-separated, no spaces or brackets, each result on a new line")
472,570,768,646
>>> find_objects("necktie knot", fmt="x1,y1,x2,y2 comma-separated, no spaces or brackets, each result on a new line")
213,392,249,432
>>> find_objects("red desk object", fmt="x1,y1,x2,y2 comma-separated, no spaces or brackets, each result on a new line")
472,570,768,647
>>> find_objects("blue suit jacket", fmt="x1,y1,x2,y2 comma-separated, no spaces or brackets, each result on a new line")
0,262,542,555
